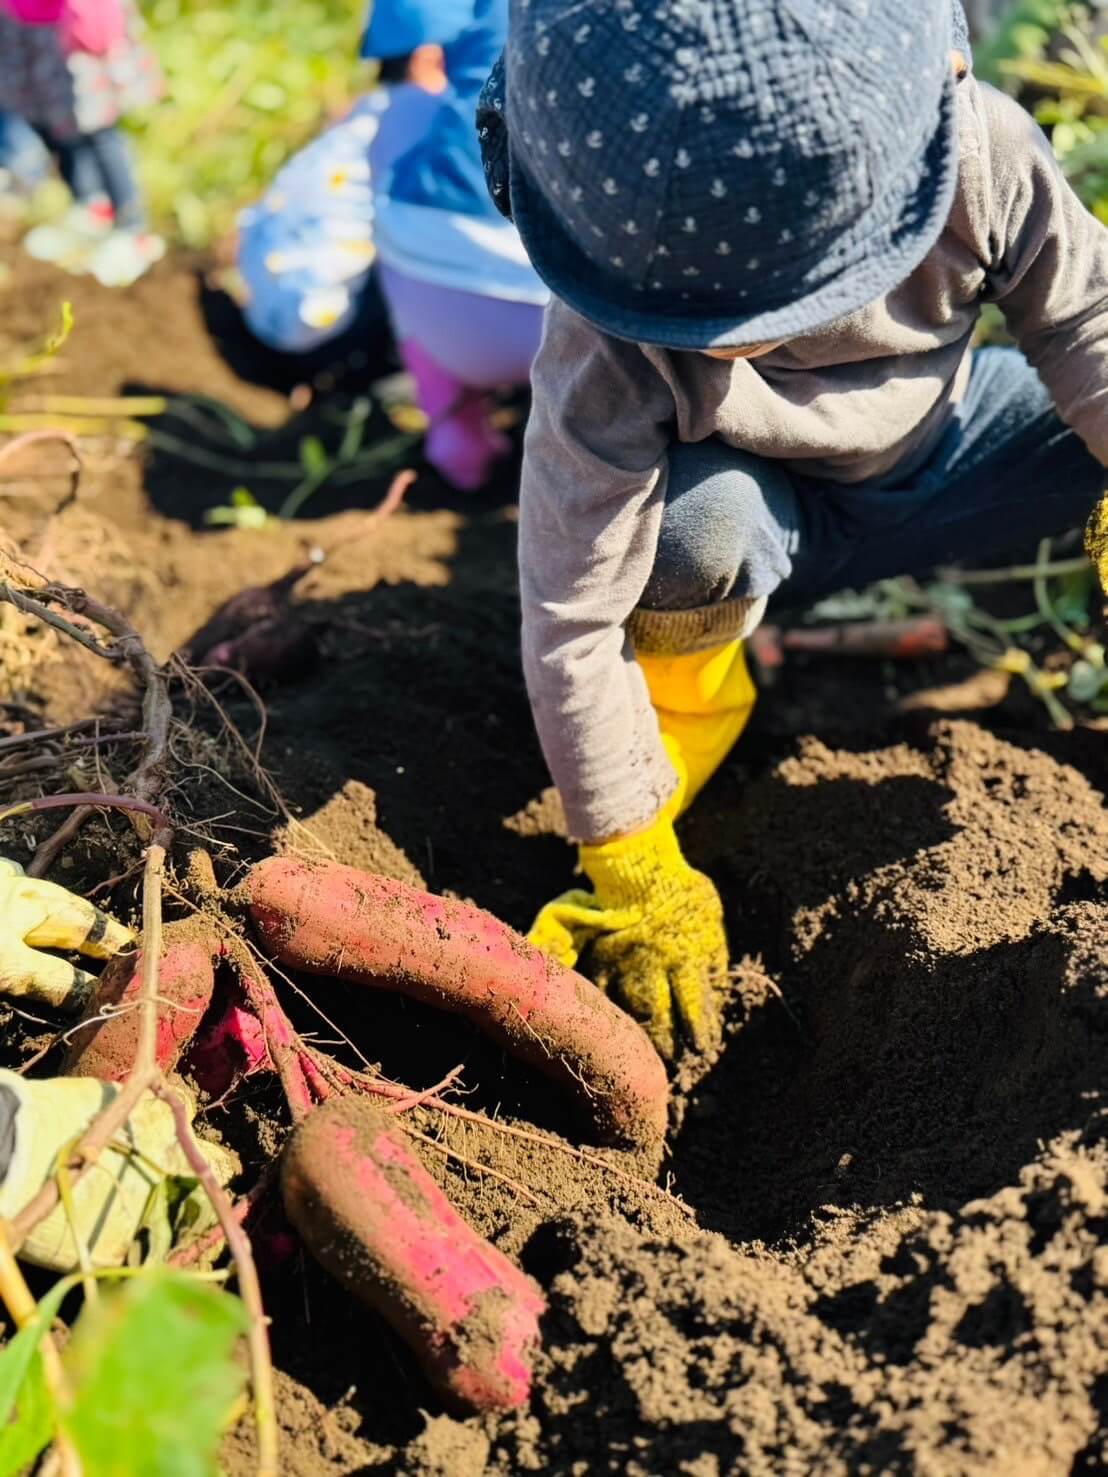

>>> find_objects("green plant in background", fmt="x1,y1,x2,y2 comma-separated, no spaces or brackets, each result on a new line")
974,0,1074,86
0,1267,247,1477
1025,16,1108,223
0,302,167,435
0,302,72,417
977,2,1108,221
808,542,1108,728
132,0,366,246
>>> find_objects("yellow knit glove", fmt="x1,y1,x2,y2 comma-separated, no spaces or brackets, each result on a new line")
527,815,728,1058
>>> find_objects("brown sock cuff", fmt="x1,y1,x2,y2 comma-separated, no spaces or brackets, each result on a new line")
626,596,767,655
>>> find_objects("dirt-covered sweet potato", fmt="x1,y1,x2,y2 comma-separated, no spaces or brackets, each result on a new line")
281,1094,544,1412
241,856,668,1156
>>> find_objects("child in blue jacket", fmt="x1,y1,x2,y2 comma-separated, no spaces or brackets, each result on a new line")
236,0,466,359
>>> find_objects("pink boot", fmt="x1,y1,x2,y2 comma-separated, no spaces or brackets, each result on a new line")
399,340,510,492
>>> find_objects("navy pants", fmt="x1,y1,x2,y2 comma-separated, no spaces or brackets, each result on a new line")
642,349,1104,618
32,123,144,229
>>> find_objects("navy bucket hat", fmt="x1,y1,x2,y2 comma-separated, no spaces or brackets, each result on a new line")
480,0,963,350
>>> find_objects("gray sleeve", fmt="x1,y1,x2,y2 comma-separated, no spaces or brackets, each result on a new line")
518,300,679,842
982,84,1108,464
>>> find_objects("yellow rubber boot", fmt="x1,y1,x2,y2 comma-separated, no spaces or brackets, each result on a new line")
637,638,756,817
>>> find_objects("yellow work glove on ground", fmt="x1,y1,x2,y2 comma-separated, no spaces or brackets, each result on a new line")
0,857,134,1011
528,814,728,1059
0,1071,239,1272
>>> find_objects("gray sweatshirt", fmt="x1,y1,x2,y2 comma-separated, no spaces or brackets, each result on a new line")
519,79,1108,844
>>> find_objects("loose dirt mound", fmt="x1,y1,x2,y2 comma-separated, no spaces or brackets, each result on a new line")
396,723,1106,1477
477,1119,1107,1476
2,260,1105,1475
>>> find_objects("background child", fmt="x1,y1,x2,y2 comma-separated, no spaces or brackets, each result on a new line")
373,0,548,490
0,0,163,285
479,0,1108,1057
0,108,49,198
235,0,472,362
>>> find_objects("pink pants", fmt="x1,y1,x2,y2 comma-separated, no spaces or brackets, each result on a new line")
378,261,544,491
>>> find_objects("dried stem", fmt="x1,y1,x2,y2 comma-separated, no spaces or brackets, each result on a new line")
136,845,164,1077
0,791,169,832
44,586,170,826
153,1086,278,1477
0,754,67,780
372,467,416,522
408,1127,543,1208
28,806,93,879
0,719,101,754
0,583,119,659
0,574,173,852
387,1064,465,1114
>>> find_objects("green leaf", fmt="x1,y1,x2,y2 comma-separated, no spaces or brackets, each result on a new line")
244,80,287,112
1067,659,1107,704
1054,565,1095,626
61,1269,249,1477
0,1276,77,1476
0,1352,51,1477
203,500,269,529
922,582,976,616
33,300,74,366
0,1352,50,1477
974,0,1071,87
0,299,75,408
298,435,328,475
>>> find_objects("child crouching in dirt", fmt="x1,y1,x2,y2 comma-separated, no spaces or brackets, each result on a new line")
373,0,548,490
478,0,1108,1059
0,0,163,285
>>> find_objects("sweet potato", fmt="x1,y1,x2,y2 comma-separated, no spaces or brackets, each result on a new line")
281,1094,544,1412
241,857,668,1155
64,918,218,1082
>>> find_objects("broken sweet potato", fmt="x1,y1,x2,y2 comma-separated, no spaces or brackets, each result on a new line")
64,918,218,1081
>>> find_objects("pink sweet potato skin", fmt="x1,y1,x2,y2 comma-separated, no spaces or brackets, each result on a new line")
281,1095,545,1413
64,918,217,1082
242,856,668,1155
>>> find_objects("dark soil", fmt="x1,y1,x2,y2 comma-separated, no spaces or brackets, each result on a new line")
1,252,1105,1477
